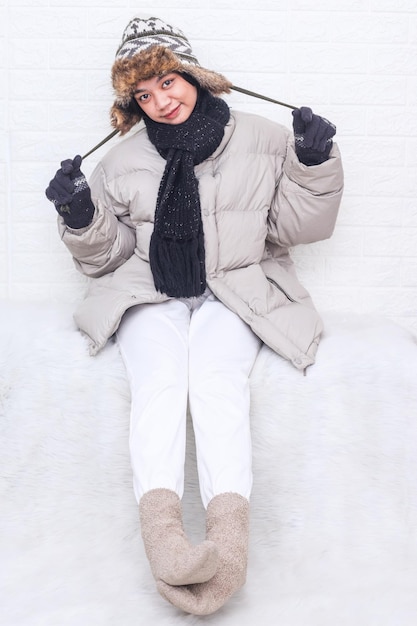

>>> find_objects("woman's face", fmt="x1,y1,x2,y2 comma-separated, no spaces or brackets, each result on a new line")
133,73,198,124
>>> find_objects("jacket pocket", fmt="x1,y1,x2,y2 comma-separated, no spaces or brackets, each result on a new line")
266,276,296,302
262,257,312,306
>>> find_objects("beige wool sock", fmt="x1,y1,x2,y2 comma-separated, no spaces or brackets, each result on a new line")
157,492,250,615
139,488,219,586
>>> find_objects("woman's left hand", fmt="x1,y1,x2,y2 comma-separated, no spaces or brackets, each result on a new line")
292,107,336,166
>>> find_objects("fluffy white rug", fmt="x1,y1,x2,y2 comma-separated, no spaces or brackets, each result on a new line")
1,300,417,626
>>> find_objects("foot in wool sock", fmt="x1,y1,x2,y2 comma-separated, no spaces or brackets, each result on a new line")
157,492,249,615
139,488,219,586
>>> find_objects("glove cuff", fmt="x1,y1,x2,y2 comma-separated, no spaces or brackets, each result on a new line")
54,172,95,228
294,138,333,166
56,188,95,229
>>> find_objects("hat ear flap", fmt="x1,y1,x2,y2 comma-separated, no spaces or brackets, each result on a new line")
110,99,142,135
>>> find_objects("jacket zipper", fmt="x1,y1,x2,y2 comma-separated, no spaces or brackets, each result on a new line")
267,277,296,302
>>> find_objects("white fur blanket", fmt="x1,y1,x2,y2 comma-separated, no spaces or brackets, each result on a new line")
1,301,417,626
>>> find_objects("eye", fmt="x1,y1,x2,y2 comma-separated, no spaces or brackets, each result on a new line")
137,93,149,103
162,77,174,88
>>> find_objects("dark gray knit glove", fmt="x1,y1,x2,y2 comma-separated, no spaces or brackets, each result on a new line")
45,155,95,229
292,107,336,166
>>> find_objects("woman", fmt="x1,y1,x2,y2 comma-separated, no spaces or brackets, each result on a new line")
45,15,344,615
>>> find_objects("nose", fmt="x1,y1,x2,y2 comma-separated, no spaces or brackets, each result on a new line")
153,90,170,111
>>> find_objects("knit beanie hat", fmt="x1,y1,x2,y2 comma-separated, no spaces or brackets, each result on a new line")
110,16,232,134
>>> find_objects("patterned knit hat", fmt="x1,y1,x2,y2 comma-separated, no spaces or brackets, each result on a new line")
110,16,232,134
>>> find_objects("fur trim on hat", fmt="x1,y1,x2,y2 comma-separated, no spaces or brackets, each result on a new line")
110,46,232,135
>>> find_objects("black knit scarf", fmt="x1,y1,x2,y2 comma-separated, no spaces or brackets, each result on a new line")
144,89,230,297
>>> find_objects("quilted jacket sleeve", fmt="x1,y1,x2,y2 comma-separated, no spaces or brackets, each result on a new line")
267,140,344,248
57,162,136,278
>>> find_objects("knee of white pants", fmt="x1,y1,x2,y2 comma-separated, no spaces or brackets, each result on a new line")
187,298,260,507
189,376,253,507
128,381,188,502
117,300,191,503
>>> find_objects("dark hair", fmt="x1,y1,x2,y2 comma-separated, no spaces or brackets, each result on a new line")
127,97,142,115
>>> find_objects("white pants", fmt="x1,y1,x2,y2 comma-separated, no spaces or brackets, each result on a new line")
116,291,261,508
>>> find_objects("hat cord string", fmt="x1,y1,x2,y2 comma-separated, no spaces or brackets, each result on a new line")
82,86,296,160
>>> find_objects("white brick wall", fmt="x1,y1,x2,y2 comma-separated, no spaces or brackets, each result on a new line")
1,0,417,336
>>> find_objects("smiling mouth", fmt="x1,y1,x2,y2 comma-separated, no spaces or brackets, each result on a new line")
164,104,181,119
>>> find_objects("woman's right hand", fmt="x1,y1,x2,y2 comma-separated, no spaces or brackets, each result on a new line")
45,156,95,229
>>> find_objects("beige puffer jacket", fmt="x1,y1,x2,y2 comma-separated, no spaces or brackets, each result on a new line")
58,109,343,370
